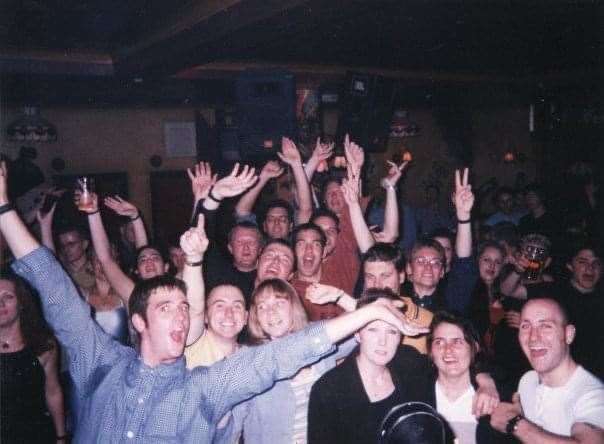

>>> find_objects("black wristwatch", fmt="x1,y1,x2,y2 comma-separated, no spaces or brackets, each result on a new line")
506,414,524,435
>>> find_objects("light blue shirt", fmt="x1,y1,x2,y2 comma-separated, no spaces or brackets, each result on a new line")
13,247,335,443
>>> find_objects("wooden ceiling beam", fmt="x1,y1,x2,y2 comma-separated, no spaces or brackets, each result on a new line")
113,0,313,77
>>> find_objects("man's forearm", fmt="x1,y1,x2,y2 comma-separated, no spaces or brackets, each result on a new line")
515,418,577,443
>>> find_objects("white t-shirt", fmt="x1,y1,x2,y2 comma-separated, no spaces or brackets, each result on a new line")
518,366,604,437
435,382,477,444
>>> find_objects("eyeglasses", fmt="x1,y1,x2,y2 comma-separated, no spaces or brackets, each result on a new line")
412,257,443,268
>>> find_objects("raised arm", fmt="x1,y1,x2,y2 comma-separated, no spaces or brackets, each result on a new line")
188,161,217,223
234,160,283,218
304,137,334,181
0,162,127,390
341,167,375,253
202,163,258,212
376,160,408,243
179,214,209,346
77,193,135,303
36,201,58,253
104,195,148,248
278,137,313,224
453,168,474,258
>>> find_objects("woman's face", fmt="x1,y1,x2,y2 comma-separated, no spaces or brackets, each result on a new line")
430,322,474,379
0,280,19,328
356,320,401,367
255,291,294,340
478,246,504,285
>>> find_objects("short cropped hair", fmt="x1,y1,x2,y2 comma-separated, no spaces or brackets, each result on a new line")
362,243,406,273
292,222,327,248
409,238,446,264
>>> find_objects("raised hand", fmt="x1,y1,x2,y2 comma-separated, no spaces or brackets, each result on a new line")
381,160,409,189
259,160,285,181
370,298,430,337
104,195,139,219
187,162,217,201
211,163,258,200
74,190,99,213
277,137,302,166
180,214,209,262
36,201,57,227
453,168,474,219
311,137,334,172
341,175,360,207
344,133,365,175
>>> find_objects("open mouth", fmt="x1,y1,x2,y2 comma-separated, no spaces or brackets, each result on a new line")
529,347,547,359
170,329,185,344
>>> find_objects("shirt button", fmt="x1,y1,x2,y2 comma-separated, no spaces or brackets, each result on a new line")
137,397,144,404
126,431,134,439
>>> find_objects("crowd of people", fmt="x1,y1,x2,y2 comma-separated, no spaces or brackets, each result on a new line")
0,134,602,444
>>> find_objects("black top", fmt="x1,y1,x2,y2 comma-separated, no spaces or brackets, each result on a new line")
1,347,55,443
308,345,434,444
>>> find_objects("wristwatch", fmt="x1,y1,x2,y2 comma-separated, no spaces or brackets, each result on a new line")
506,414,524,435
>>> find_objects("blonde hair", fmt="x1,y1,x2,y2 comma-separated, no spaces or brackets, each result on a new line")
248,278,308,343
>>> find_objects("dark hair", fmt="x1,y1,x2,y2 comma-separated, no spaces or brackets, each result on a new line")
427,228,453,245
357,287,400,308
566,242,602,264
409,238,446,264
524,296,572,326
228,221,264,245
129,274,187,325
135,244,169,267
493,186,515,205
320,174,343,206
427,311,481,366
0,274,55,356
311,208,340,230
362,243,406,273
261,199,294,225
524,183,545,200
292,222,327,248
55,224,89,241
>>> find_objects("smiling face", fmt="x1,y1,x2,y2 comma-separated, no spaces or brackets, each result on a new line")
479,246,504,285
430,322,475,380
568,249,602,293
294,228,325,279
263,206,291,240
255,290,294,339
137,247,168,280
406,247,445,292
205,285,247,342
518,299,575,383
133,287,190,367
256,243,295,282
0,280,19,329
356,320,401,367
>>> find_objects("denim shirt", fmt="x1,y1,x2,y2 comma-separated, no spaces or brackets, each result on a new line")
12,247,335,443
222,337,357,444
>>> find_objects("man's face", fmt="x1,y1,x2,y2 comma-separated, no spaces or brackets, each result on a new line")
137,247,168,280
518,299,575,380
433,237,453,272
406,247,445,291
134,287,190,366
257,243,295,282
313,216,338,257
58,231,88,264
430,322,474,380
355,320,401,367
228,227,261,271
363,260,403,294
568,249,602,293
294,229,325,279
496,192,514,215
206,286,247,341
263,207,291,240
324,181,346,214
0,280,18,329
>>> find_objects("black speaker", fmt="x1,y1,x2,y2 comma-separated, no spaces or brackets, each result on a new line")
235,70,296,162
337,72,395,152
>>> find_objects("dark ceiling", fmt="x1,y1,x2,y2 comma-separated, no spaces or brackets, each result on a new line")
0,0,601,104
